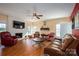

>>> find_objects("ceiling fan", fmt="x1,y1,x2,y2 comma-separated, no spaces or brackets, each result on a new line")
33,12,43,19
26,5,43,20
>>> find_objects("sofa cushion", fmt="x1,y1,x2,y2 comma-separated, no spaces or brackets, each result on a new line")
62,34,74,51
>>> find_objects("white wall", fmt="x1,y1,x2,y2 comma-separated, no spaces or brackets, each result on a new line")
0,15,31,37
7,16,28,37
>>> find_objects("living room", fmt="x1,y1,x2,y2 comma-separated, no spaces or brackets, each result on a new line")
0,3,79,56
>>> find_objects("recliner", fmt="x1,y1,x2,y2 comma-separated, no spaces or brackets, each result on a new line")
0,31,17,46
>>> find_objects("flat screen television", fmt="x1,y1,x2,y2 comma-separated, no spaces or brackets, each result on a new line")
13,21,25,29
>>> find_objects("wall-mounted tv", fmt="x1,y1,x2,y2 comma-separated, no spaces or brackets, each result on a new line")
13,21,25,29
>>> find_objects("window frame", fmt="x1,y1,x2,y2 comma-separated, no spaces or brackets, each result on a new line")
0,23,6,32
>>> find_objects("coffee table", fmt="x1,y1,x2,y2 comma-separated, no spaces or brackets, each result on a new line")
32,38,45,47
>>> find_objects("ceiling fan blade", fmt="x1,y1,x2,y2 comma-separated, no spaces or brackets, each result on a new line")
37,15,43,17
36,16,40,19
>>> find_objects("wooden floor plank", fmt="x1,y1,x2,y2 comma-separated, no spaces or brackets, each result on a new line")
0,39,51,56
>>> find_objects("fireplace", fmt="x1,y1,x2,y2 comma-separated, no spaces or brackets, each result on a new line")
15,33,22,38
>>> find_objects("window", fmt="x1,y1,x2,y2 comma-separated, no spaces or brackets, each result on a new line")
31,26,37,34
56,24,60,37
0,23,6,32
25,26,39,35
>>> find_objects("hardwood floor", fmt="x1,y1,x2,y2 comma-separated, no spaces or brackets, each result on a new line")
0,39,51,56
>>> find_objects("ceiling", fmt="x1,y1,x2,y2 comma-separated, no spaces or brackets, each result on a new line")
0,3,75,20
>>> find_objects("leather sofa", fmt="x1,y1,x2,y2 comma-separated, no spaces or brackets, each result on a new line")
44,34,79,56
0,31,17,46
72,29,79,56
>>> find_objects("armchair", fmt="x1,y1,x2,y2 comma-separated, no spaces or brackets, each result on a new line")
0,31,17,46
47,32,55,41
34,32,40,38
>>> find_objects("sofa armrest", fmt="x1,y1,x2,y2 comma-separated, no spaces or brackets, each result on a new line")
44,47,65,56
